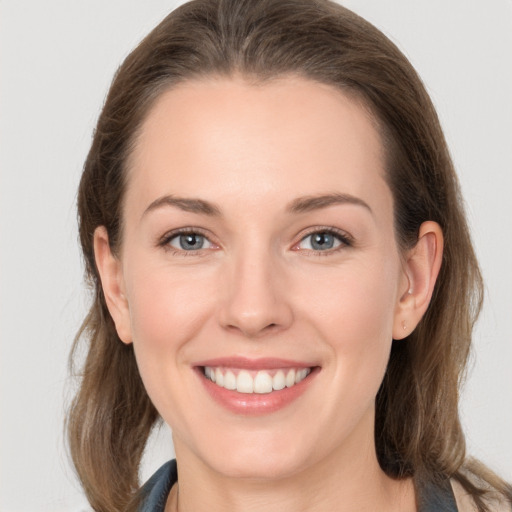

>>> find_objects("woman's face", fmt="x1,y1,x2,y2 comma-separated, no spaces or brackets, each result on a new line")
111,77,411,479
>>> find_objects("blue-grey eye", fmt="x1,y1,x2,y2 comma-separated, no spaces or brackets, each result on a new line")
298,231,344,251
169,233,213,251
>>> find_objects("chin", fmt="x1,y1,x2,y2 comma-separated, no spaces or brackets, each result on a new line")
213,455,303,481
197,430,313,481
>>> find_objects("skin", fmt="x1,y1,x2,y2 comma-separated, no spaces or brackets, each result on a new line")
94,76,443,512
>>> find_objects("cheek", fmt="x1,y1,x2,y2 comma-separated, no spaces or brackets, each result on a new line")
295,255,400,390
123,262,222,435
123,261,217,397
299,256,399,339
127,265,211,343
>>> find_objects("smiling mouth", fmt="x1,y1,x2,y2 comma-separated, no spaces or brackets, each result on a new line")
202,366,313,394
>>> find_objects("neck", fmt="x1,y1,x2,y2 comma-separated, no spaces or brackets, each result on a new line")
167,413,415,512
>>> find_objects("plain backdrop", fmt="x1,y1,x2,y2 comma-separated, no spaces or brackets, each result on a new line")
1,1,511,510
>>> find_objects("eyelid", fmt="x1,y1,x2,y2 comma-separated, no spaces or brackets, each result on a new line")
157,225,353,255
157,227,220,253
292,226,354,252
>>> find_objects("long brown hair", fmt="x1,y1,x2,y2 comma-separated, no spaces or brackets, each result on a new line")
68,1,512,510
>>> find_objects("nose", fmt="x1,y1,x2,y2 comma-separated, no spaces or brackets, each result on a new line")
217,248,294,339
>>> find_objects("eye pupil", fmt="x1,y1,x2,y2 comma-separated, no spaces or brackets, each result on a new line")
180,234,204,250
311,232,334,250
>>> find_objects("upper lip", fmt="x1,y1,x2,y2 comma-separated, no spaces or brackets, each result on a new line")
194,356,316,370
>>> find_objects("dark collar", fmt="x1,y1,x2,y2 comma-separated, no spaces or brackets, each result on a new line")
138,460,458,511
139,460,177,512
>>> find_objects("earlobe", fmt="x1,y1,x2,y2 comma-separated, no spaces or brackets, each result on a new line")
393,221,444,340
93,226,133,344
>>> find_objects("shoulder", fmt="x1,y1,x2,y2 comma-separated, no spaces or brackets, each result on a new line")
451,480,512,512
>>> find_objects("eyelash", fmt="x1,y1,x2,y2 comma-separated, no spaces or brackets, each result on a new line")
293,227,353,256
158,228,217,257
158,226,353,256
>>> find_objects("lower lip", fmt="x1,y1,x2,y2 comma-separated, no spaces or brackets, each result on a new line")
196,367,319,416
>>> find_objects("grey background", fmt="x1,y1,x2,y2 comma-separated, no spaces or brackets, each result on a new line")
1,1,511,510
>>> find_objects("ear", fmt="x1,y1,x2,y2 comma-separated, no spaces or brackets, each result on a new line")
93,226,133,344
393,221,444,340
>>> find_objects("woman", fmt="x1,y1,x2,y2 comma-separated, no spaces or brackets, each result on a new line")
67,0,512,511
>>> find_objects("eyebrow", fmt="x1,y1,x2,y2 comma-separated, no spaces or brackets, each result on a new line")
142,192,372,219
142,195,222,218
286,193,373,215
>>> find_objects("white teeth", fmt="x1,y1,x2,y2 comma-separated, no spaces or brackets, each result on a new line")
204,366,311,394
205,366,216,382
254,371,273,394
236,370,254,393
272,370,286,391
295,368,309,383
224,370,237,390
285,369,296,387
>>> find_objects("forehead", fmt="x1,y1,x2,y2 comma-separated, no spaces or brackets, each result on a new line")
125,76,390,220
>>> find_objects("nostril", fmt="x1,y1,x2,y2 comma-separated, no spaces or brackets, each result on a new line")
218,287,294,338
225,322,278,337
